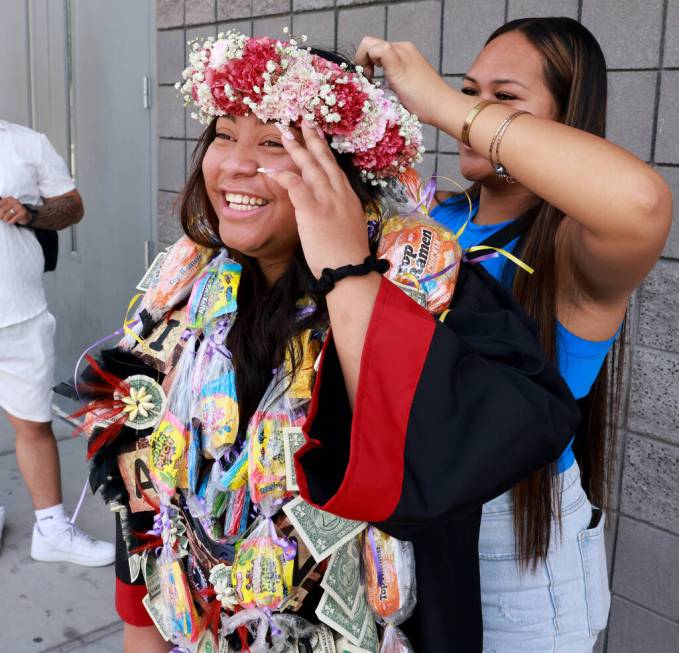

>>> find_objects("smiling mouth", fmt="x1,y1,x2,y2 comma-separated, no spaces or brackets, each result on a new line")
224,192,270,212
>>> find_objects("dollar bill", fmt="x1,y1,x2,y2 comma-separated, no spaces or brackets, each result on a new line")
283,426,307,492
128,552,142,583
142,594,172,642
357,615,379,653
283,496,366,563
296,624,337,653
334,636,365,653
316,590,369,647
334,629,379,653
321,538,362,618
197,631,220,653
136,250,168,292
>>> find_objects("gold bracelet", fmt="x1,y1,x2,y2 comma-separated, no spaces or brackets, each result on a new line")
489,110,530,183
461,100,496,147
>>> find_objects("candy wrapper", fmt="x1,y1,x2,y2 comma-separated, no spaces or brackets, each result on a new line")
158,558,202,641
378,624,415,653
149,333,198,501
120,236,215,349
186,252,241,332
191,336,239,461
247,330,321,516
230,518,296,611
362,526,417,653
377,213,461,314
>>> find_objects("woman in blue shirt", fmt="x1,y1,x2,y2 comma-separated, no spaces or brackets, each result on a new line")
354,17,672,651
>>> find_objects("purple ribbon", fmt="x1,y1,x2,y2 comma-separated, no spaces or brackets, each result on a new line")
367,527,384,590
69,478,90,526
412,176,437,214
261,607,283,638
73,326,128,400
267,517,297,562
418,259,459,285
463,251,500,265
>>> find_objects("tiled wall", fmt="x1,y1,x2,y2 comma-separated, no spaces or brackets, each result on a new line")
156,2,679,649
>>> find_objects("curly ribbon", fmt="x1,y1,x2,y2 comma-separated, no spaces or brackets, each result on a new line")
466,245,535,274
415,174,534,275
123,292,145,346
72,327,125,401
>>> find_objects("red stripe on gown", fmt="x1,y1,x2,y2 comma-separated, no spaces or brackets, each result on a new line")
297,277,436,522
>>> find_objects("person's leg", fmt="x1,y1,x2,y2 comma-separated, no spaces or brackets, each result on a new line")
0,310,114,565
5,412,62,509
123,624,173,653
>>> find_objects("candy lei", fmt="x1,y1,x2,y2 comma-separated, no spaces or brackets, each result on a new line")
145,248,338,650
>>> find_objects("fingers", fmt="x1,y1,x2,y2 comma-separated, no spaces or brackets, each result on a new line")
299,121,349,194
263,169,317,218
275,123,332,197
354,37,404,80
0,198,20,223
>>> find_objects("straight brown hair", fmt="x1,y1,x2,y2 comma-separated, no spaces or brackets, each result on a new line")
484,17,626,564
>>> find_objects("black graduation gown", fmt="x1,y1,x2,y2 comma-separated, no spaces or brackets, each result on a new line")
295,264,581,652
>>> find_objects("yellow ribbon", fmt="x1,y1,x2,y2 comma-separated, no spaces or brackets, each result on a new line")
416,174,534,275
439,309,451,323
466,245,535,274
123,292,145,346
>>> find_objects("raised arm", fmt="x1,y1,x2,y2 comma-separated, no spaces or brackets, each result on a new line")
355,37,672,304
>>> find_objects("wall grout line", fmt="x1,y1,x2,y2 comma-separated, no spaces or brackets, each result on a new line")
608,594,679,628
617,510,679,540
650,0,669,163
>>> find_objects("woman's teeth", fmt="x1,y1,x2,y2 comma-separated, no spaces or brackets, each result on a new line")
224,192,268,211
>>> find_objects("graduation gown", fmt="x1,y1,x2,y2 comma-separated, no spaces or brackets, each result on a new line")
295,264,581,652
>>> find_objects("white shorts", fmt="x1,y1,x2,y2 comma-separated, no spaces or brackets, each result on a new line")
0,309,56,423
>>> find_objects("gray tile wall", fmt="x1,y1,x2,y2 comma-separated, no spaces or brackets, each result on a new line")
154,3,678,649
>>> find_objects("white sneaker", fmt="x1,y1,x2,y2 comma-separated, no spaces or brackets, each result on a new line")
31,521,115,567
0,506,5,552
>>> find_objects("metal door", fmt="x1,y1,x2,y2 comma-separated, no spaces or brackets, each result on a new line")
43,0,155,397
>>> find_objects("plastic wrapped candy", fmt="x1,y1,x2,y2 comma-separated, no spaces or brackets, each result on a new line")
247,332,320,517
379,625,415,653
185,252,241,332
158,558,201,641
377,213,462,314
120,236,215,349
192,341,239,461
149,333,198,501
362,526,417,653
230,518,296,611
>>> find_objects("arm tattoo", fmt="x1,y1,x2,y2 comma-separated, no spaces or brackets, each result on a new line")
32,194,84,230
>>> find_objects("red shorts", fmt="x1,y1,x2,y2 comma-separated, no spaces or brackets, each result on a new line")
114,511,154,627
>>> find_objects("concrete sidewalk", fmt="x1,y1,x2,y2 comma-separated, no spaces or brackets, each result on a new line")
0,414,124,652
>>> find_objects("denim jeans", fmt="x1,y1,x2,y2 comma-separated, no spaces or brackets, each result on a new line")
479,463,610,652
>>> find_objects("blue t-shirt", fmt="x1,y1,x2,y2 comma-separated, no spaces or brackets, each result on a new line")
431,195,618,473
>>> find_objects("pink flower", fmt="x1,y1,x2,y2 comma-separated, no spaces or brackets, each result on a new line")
353,122,405,174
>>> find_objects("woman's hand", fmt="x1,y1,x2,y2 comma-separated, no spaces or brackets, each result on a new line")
354,36,453,126
261,121,370,279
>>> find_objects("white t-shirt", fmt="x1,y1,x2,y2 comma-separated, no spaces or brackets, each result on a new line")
0,120,75,327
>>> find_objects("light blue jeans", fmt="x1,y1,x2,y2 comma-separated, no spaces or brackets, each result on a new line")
479,463,611,652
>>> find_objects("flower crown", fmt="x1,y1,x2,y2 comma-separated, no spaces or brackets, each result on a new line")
176,29,424,185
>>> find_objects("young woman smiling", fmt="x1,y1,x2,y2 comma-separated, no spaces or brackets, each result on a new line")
98,38,581,652
352,16,672,651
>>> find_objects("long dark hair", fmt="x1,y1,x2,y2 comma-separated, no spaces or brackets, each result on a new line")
179,49,380,435
484,17,625,564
